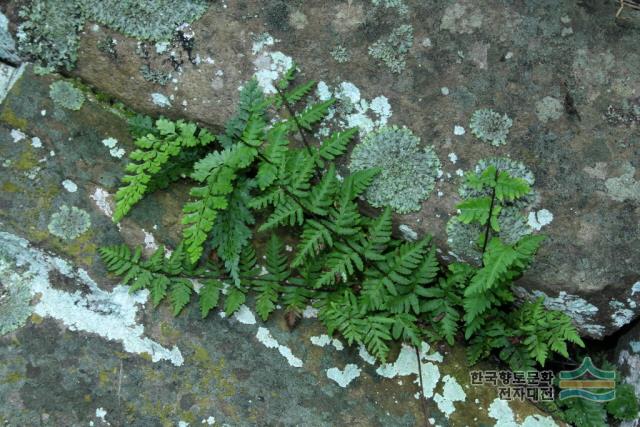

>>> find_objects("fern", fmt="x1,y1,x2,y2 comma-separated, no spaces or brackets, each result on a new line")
101,64,589,371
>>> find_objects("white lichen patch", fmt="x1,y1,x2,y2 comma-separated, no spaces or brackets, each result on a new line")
327,364,361,387
10,128,26,143
95,407,108,423
31,137,42,148
202,416,216,425
253,51,293,95
448,152,458,163
488,398,558,426
302,305,318,318
315,80,393,137
91,187,114,218
376,343,442,399
101,137,126,159
433,375,466,418
233,304,256,325
632,281,640,296
0,231,184,366
310,334,344,350
527,209,553,231
61,179,77,193
251,32,275,55
151,92,172,108
142,229,158,251
358,344,377,365
255,326,303,367
453,126,465,136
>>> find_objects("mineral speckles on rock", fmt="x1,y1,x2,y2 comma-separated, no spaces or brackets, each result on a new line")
326,364,361,387
0,231,184,365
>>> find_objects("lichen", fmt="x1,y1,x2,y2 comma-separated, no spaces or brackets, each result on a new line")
372,0,409,15
469,108,512,146
348,126,441,213
0,257,33,336
17,0,209,71
0,12,19,64
48,205,91,240
49,80,85,111
16,0,84,70
330,44,351,64
535,96,563,123
368,24,413,74
82,0,209,41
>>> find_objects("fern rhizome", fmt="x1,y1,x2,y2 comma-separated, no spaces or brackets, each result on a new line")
99,65,583,368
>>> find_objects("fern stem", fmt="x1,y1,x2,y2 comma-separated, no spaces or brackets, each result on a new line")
480,168,500,262
274,85,316,160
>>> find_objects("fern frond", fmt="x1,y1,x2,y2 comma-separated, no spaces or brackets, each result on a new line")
317,128,357,165
494,171,530,201
456,197,492,226
292,219,333,267
199,279,222,318
296,99,335,130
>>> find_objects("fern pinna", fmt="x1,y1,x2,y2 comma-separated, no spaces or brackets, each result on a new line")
100,64,582,366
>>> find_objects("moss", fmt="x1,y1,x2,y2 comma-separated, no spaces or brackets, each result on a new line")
368,24,413,73
0,106,28,130
47,205,92,241
49,80,85,111
1,182,19,193
469,108,513,146
349,126,441,214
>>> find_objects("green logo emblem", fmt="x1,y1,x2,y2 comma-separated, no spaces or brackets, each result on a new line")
558,357,616,401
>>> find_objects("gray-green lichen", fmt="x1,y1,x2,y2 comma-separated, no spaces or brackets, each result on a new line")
372,0,409,15
330,45,351,64
469,108,512,146
82,0,209,41
49,80,85,110
16,0,210,71
349,126,441,214
0,256,33,336
368,24,413,74
48,205,91,240
16,0,84,70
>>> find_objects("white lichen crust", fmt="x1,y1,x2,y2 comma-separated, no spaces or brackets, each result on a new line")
48,205,91,240
348,126,441,214
49,80,85,110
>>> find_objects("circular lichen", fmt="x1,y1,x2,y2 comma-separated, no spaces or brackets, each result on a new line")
469,109,512,146
49,80,85,110
48,205,91,240
348,126,441,214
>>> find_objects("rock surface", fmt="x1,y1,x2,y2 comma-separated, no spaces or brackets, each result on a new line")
0,67,562,426
6,0,632,338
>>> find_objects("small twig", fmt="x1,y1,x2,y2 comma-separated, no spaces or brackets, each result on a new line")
480,169,499,262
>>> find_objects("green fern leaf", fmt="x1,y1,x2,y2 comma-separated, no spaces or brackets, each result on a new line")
224,287,246,316
296,99,335,130
494,171,530,201
292,220,333,267
199,279,222,318
457,197,492,226
318,128,357,163
170,279,192,316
